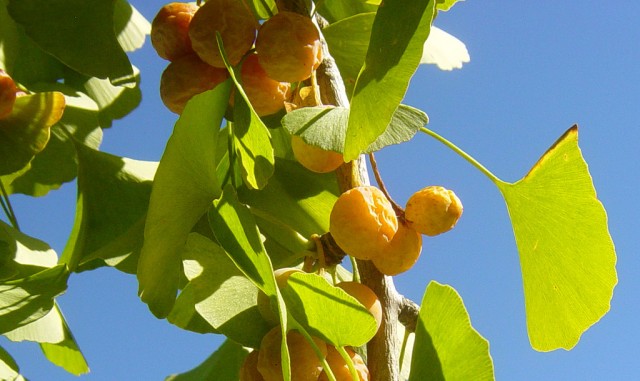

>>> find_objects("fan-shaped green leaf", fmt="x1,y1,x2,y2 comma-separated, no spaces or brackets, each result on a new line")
0,345,23,381
113,0,150,53
345,0,435,160
138,84,230,318
60,145,156,274
282,105,428,154
281,272,377,347
7,0,135,85
410,281,494,381
495,126,617,351
0,92,65,176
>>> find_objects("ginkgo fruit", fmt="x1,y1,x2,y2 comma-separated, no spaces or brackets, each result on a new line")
405,186,463,236
0,69,17,120
371,220,422,276
330,186,398,260
291,135,344,173
189,0,258,68
150,2,198,61
236,53,290,116
159,54,229,114
255,11,322,82
318,346,369,381
257,327,327,381
240,350,265,381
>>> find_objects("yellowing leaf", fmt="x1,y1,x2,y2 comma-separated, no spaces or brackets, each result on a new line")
496,126,617,351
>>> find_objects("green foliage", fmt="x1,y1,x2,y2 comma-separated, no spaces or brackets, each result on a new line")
137,85,231,318
495,127,617,351
410,281,494,381
0,345,23,381
165,340,249,381
345,0,435,160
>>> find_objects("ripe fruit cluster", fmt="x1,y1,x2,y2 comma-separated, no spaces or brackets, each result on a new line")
248,269,375,380
151,1,323,117
330,185,463,275
0,69,18,120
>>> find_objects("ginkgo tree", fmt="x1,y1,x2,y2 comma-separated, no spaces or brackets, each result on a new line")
0,0,617,380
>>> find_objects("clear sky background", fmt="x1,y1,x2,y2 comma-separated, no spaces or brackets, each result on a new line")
2,1,639,380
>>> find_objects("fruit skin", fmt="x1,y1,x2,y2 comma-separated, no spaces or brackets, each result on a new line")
151,2,198,61
0,69,18,119
257,327,327,381
255,11,322,82
159,54,229,114
330,186,398,260
318,346,369,381
237,53,290,116
405,186,463,236
189,0,258,68
336,281,382,331
371,220,422,276
291,135,344,173
240,350,265,381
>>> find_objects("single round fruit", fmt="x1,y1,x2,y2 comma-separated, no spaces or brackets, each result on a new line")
236,53,290,116
336,281,382,331
371,220,422,276
318,346,369,381
151,2,198,61
255,11,322,82
0,69,18,119
257,327,327,381
330,186,398,260
405,186,463,236
257,267,303,324
189,0,258,68
240,350,265,381
291,135,344,173
159,54,229,114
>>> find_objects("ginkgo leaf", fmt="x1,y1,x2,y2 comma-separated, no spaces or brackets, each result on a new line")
345,0,436,160
138,84,230,318
495,126,617,351
165,340,249,381
421,26,470,71
410,281,494,381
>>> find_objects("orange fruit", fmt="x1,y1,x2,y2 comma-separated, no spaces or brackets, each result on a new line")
405,186,463,236
150,2,198,61
0,69,17,120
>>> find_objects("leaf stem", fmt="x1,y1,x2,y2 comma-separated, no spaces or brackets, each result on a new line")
419,127,500,183
368,153,404,217
0,181,19,230
335,345,359,381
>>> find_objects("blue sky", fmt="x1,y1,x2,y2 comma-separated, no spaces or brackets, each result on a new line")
3,1,639,380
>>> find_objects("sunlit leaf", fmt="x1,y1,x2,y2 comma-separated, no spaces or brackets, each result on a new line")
281,272,377,347
421,26,470,71
138,84,231,318
0,92,65,176
0,345,24,381
39,305,89,376
246,0,276,20
60,144,156,274
165,340,249,381
0,220,57,281
0,265,69,334
316,0,377,23
436,0,463,11
409,281,494,381
495,126,617,351
7,0,135,84
173,233,272,347
345,0,435,160
113,0,150,52
282,105,428,154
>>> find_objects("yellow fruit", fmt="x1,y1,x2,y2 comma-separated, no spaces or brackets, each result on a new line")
240,350,265,381
405,186,463,236
189,0,258,68
255,11,322,82
318,346,369,381
291,135,344,173
336,281,382,331
150,2,198,61
371,221,422,276
159,54,229,114
330,186,398,260
0,69,17,120
237,53,290,116
257,327,327,381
